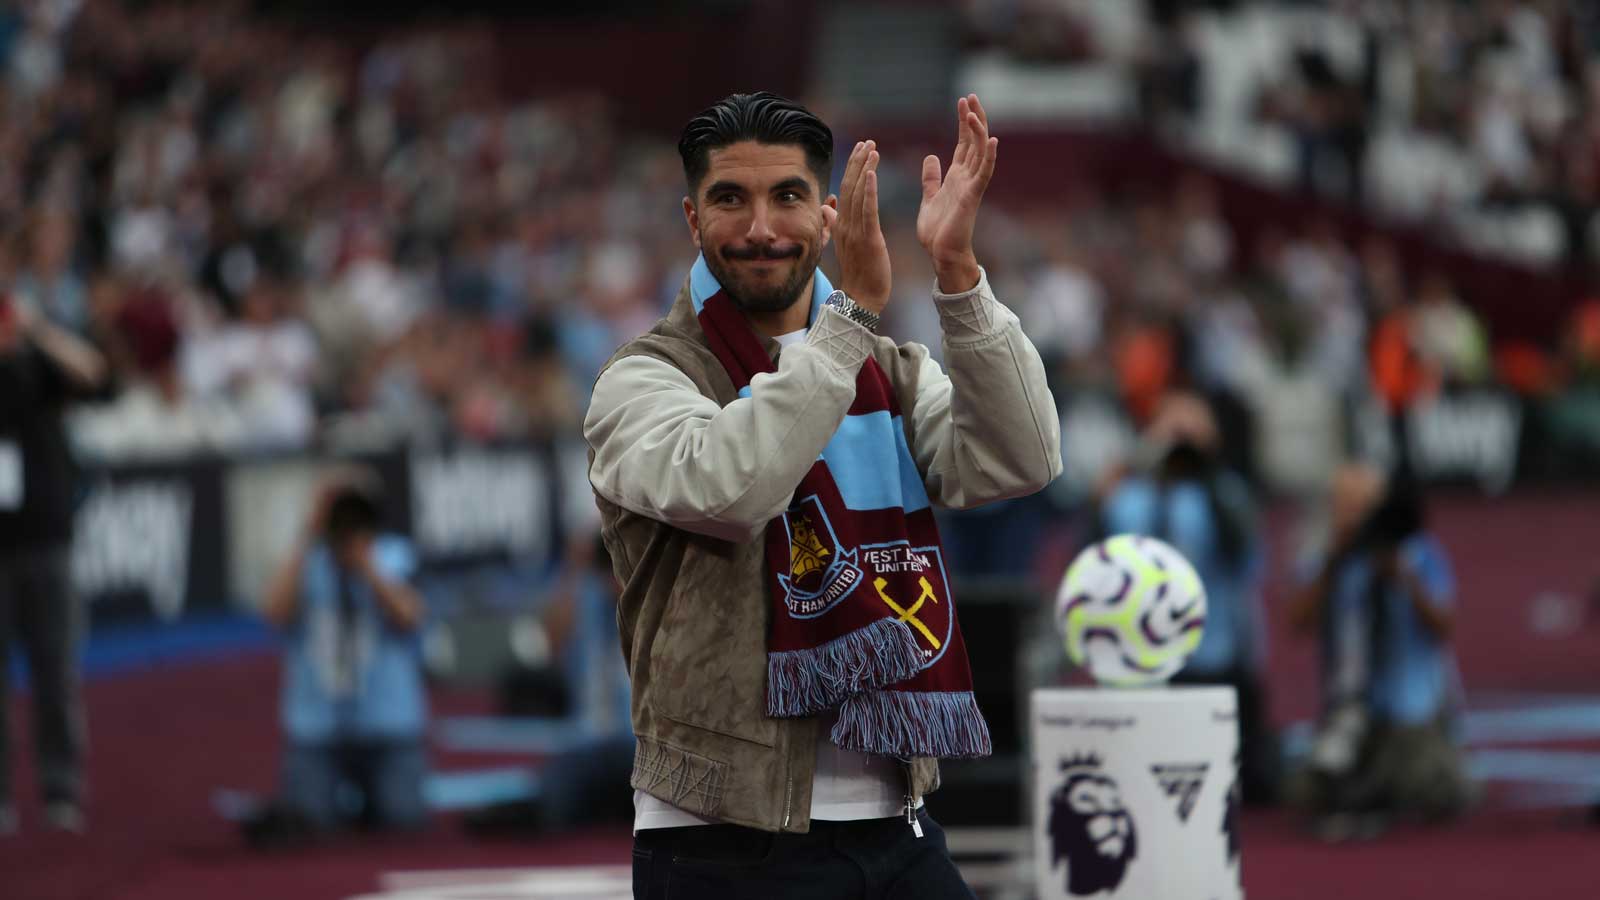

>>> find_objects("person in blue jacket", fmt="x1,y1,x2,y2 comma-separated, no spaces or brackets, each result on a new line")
259,473,429,836
1099,392,1280,804
1288,465,1470,834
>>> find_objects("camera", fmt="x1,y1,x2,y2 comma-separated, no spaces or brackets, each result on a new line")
1340,477,1425,562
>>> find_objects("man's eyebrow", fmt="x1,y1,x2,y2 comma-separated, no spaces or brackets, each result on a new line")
703,180,747,199
702,177,815,200
771,177,814,196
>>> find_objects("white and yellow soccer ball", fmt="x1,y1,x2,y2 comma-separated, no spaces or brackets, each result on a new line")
1054,534,1207,686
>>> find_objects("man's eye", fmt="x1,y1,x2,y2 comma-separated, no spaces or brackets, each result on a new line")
715,194,741,205
778,191,801,202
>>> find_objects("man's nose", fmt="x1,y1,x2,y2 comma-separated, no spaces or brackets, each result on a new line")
744,200,777,242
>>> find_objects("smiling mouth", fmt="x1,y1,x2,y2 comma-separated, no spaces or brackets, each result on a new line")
725,243,801,263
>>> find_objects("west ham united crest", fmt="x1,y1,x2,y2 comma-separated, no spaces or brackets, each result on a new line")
778,496,955,670
777,495,862,618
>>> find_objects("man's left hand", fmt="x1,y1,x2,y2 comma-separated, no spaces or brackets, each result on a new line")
917,93,998,293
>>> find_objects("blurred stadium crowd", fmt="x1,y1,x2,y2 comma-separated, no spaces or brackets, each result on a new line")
1,0,681,460
0,0,1595,483
958,0,1600,490
970,0,1600,263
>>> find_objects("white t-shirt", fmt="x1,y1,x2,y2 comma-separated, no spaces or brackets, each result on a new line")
632,710,907,831
632,327,907,832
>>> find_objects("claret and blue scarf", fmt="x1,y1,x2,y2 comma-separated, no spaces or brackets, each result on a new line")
689,253,992,760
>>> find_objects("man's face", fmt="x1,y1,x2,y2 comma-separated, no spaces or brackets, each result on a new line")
683,141,834,315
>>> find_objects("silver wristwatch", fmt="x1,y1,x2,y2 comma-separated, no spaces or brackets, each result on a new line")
824,289,881,332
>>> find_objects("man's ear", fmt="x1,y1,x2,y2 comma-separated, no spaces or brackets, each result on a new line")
683,196,700,249
821,195,839,248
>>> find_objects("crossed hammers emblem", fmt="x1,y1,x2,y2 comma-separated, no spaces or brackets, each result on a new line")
874,576,942,650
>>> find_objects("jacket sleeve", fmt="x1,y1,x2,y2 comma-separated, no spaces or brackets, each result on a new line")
909,268,1063,509
584,308,875,543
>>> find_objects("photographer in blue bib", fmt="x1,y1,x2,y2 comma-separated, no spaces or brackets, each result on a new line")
1287,464,1472,839
1096,391,1281,806
252,471,429,843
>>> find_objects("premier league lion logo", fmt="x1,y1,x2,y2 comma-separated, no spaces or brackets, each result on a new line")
1048,753,1138,896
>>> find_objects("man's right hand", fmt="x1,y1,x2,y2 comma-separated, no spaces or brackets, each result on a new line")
831,140,892,315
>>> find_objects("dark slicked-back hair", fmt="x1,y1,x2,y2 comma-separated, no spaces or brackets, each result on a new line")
678,92,833,198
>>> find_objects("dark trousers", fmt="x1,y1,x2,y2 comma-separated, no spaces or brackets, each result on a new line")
281,738,428,831
633,809,976,900
539,733,636,828
0,546,85,808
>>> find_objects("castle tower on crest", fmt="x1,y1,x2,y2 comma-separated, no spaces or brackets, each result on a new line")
789,514,831,580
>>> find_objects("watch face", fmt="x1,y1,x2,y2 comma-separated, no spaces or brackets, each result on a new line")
822,290,876,330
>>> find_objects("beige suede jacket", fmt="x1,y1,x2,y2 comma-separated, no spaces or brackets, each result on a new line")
584,268,1062,832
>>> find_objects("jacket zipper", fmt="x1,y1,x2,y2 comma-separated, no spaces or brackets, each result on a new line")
782,721,796,830
903,761,923,838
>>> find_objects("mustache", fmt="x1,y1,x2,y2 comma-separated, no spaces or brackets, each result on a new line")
721,243,803,261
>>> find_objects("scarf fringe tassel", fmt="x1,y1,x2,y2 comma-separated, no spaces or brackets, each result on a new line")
832,689,994,759
766,618,924,717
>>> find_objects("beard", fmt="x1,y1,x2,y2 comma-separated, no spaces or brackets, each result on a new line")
703,238,822,314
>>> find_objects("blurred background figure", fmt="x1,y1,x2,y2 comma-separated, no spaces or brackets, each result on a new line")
251,472,428,844
1097,390,1280,805
69,280,246,458
463,532,634,837
0,288,108,836
1288,465,1472,840
182,262,318,452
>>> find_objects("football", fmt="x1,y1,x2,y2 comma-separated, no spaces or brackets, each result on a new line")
1055,534,1207,686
